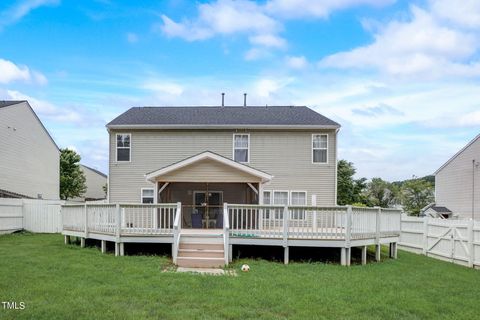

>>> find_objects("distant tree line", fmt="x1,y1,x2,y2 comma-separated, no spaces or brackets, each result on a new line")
337,160,434,216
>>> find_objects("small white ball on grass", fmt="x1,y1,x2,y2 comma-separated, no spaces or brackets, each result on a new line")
241,264,250,272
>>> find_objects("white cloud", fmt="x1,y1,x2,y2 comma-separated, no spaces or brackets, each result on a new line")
126,32,138,43
249,34,286,48
319,5,480,78
266,0,393,19
157,0,391,55
0,58,48,85
285,55,307,69
254,78,293,98
3,90,82,123
244,48,272,61
159,0,280,42
142,81,184,96
0,0,59,30
430,0,480,29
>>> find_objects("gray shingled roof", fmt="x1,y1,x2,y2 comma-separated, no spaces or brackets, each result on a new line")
107,106,340,128
0,100,25,108
431,206,452,213
81,164,107,178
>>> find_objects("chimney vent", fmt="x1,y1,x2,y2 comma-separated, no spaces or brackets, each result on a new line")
221,93,225,107
243,93,247,107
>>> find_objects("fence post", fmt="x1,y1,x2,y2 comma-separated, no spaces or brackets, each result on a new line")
422,217,428,255
84,203,88,239
312,208,317,234
375,207,381,262
468,219,474,268
346,205,352,247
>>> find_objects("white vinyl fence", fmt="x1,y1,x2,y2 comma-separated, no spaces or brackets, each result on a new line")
0,198,63,234
399,215,480,269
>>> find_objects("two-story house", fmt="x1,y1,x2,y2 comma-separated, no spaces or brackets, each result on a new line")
0,100,59,200
107,106,340,229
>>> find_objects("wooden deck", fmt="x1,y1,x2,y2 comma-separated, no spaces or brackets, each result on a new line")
61,203,402,266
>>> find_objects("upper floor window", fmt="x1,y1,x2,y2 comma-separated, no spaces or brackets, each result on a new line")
312,134,328,163
141,188,154,204
233,134,249,163
116,133,131,162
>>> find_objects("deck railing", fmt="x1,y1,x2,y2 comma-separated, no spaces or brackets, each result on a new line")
62,203,401,241
62,203,180,236
227,204,401,240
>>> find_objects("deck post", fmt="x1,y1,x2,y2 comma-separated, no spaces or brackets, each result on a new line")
375,244,381,262
115,243,119,256
284,246,289,265
64,235,70,245
101,240,107,254
345,206,352,266
346,247,351,266
228,244,233,263
340,248,347,266
80,237,85,248
119,243,125,256
391,242,397,259
361,246,367,265
282,205,288,248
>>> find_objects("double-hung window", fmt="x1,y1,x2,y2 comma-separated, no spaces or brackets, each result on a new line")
233,134,249,163
290,191,306,219
116,133,131,162
312,134,328,163
273,191,288,219
141,188,154,204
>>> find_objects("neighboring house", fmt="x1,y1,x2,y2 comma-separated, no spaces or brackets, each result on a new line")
0,100,60,200
77,164,107,201
107,106,340,228
435,134,480,220
420,203,453,219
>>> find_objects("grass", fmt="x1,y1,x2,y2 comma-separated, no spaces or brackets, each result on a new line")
0,233,479,319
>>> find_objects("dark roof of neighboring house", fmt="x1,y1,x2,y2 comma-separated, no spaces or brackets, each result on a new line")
81,164,107,178
430,206,452,213
0,100,27,108
0,188,32,199
107,106,340,129
0,100,60,151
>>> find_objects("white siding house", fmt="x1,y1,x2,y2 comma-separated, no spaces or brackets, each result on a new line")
435,134,480,220
0,101,59,200
79,164,107,201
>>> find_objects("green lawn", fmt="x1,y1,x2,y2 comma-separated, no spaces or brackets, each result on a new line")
0,233,479,319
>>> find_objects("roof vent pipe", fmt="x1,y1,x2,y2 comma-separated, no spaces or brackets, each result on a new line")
221,93,225,107
243,93,247,107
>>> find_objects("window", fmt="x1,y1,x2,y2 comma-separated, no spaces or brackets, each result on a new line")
273,191,289,205
263,191,271,205
312,134,328,163
290,191,306,219
141,188,154,204
116,133,131,162
273,191,288,220
233,134,249,163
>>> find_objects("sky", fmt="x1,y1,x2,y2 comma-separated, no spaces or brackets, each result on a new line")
0,0,479,181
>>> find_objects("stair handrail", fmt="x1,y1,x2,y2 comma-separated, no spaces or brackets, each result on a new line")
223,202,229,265
173,202,181,264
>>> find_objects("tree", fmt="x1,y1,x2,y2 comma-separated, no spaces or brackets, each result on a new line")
337,160,368,205
102,183,108,198
401,179,434,216
364,178,399,208
60,148,86,200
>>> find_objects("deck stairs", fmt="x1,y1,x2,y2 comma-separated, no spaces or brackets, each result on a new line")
176,230,225,268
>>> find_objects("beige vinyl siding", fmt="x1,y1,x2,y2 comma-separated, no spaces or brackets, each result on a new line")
435,137,480,220
159,159,261,183
81,165,107,200
109,129,337,205
0,102,59,199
